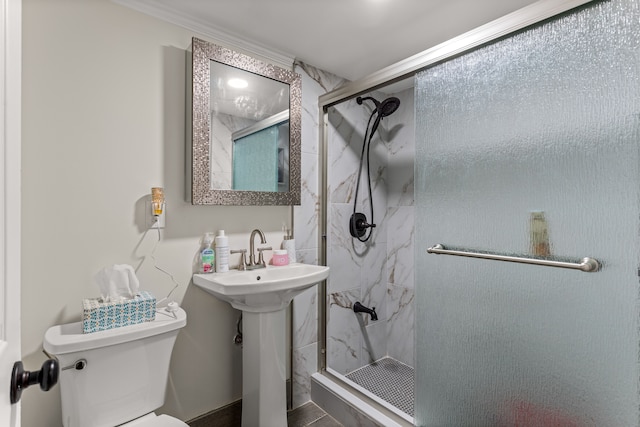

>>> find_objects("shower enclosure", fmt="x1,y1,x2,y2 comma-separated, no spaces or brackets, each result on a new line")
318,0,639,425
323,86,416,420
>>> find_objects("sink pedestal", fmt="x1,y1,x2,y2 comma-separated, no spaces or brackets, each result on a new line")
192,264,330,427
242,309,287,427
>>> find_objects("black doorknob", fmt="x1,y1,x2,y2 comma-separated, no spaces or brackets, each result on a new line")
10,359,59,404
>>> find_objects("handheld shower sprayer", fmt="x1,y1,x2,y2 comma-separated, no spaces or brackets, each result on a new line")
350,95,401,241
356,96,401,117
357,96,401,137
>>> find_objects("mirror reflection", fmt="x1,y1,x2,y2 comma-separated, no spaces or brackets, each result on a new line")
210,61,290,192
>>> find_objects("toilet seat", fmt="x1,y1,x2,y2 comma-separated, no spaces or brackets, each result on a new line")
121,413,188,427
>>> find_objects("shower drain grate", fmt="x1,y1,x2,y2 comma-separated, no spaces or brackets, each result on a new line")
345,357,414,417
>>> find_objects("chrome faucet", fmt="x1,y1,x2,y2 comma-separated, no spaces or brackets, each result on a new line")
230,249,248,271
247,229,271,270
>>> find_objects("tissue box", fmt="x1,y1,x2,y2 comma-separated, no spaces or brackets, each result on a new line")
82,291,156,333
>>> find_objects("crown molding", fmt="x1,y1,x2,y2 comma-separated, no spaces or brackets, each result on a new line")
111,0,296,70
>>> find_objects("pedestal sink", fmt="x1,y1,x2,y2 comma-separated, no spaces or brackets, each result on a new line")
193,263,329,427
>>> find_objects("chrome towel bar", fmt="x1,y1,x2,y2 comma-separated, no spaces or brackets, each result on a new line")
427,244,600,273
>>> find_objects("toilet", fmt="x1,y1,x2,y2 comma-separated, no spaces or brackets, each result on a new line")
43,306,188,427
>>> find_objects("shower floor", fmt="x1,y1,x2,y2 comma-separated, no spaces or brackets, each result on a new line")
345,357,415,417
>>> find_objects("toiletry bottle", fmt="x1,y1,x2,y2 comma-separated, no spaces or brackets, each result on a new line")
215,230,230,273
200,232,215,273
282,229,296,263
530,211,551,256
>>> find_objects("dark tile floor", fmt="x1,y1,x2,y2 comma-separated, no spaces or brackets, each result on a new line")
188,401,342,427
287,402,343,427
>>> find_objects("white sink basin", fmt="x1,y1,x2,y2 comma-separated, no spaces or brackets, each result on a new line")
194,262,330,425
193,263,329,312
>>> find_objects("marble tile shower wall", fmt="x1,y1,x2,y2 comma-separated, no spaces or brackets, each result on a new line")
326,88,415,375
291,62,347,408
289,61,415,409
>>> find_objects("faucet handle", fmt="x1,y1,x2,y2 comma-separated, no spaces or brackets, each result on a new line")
231,249,248,271
257,247,272,267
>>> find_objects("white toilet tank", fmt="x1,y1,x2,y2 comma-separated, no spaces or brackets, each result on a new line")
43,306,187,427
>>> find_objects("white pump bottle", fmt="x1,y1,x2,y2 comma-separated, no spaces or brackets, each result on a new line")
215,230,230,272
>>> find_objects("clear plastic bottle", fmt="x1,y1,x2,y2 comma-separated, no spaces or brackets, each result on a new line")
200,232,215,273
530,211,550,256
215,230,230,273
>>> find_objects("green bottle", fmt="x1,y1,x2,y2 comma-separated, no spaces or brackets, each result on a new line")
200,232,215,273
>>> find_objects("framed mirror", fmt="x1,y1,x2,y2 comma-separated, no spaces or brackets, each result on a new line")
188,37,301,205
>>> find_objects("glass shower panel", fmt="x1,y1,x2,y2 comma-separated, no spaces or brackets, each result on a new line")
232,125,279,191
415,0,640,425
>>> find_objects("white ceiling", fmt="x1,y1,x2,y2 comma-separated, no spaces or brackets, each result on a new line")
115,0,540,82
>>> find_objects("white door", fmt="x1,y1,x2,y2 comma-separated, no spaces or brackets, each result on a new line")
0,0,22,425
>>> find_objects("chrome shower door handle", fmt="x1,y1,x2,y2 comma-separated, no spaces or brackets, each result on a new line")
427,244,601,272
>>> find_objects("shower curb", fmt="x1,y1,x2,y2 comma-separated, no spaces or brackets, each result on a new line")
311,373,411,427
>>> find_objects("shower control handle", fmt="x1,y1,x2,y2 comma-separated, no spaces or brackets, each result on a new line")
349,213,376,238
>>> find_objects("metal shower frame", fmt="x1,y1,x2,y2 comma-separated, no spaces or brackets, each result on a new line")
315,0,597,423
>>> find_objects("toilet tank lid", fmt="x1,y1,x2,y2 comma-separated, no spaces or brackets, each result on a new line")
43,307,187,355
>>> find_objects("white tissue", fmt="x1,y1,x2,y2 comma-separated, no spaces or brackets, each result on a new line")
93,264,140,302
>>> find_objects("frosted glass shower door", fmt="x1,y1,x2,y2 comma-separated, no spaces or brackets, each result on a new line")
415,0,640,425
233,125,279,191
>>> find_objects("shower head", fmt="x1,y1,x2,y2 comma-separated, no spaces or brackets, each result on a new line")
378,97,401,117
356,96,401,118
357,96,401,137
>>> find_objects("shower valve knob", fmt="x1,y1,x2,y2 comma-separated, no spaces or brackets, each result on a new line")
349,213,375,238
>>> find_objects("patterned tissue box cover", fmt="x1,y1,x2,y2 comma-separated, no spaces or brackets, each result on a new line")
82,291,156,333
